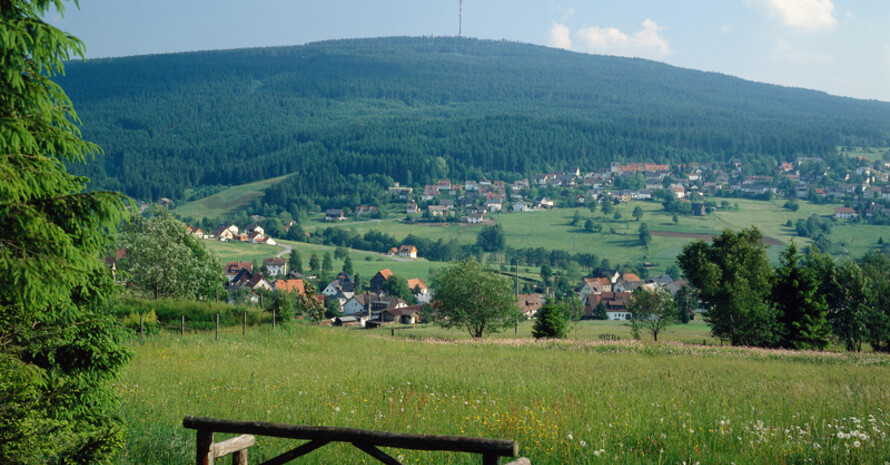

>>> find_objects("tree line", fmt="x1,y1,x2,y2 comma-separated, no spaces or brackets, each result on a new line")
678,228,890,351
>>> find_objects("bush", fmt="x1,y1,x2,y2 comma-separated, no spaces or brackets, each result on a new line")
121,310,160,334
113,297,266,331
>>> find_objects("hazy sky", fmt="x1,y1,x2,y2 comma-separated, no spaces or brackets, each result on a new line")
47,0,889,101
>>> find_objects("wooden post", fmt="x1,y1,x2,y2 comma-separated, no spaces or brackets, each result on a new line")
242,311,247,337
139,313,144,337
181,314,185,337
216,313,220,341
273,309,276,330
391,328,394,337
232,450,247,465
196,429,213,465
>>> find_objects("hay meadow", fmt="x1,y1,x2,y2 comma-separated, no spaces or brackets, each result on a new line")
116,325,890,464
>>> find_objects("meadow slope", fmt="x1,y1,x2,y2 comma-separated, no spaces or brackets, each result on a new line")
116,326,890,464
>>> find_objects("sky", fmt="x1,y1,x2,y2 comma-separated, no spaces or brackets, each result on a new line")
47,0,889,102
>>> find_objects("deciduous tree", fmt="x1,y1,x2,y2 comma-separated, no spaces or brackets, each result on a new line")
626,287,677,342
430,258,518,338
678,228,779,347
119,210,224,300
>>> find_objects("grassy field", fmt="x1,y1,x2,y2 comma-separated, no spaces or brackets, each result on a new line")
306,199,838,271
838,146,890,162
114,325,890,464
828,223,890,257
173,174,294,220
203,238,444,282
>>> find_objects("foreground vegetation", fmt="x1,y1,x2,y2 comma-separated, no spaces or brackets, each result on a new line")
116,326,890,464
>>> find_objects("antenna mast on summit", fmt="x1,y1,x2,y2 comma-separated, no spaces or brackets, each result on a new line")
459,0,463,37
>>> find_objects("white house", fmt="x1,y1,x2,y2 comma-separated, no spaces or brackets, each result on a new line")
262,258,287,277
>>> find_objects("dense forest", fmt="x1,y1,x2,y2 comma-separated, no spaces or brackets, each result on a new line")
58,37,890,211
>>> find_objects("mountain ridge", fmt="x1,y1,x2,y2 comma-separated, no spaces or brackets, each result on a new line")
57,36,890,209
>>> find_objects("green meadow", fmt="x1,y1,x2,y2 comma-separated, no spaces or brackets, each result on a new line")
204,238,443,282
173,174,294,221
305,199,841,271
114,325,890,464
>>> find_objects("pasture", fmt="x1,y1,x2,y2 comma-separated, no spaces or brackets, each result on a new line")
306,199,840,271
173,174,294,221
114,325,890,464
203,238,444,282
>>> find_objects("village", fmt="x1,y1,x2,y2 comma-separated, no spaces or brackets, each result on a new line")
311,156,890,224
219,254,692,330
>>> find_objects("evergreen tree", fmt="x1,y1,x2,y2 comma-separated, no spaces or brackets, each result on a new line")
322,251,333,273
532,302,567,339
571,210,581,226
1,1,131,461
638,222,652,246
309,252,320,273
771,244,831,350
591,302,608,320
343,256,354,275
288,248,303,273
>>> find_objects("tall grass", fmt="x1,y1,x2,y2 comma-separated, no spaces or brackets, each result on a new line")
114,326,890,464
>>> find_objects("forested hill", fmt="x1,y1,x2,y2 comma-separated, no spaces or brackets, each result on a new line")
58,36,890,208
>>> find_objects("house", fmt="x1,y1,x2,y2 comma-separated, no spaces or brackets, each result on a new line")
579,277,612,298
407,278,431,303
262,258,287,276
428,205,449,217
406,200,420,215
342,293,407,318
534,197,554,209
691,203,707,216
324,209,347,222
512,201,530,212
369,269,394,293
397,245,418,259
437,179,452,191
517,294,544,319
464,212,485,224
355,206,379,217
225,262,253,281
421,185,439,201
584,292,633,320
274,279,305,294
214,224,239,241
380,305,423,325
247,231,268,244
333,312,372,327
834,207,857,219
387,183,413,198
485,198,503,213
245,224,265,236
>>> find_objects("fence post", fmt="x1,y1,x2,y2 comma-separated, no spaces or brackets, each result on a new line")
273,309,276,330
139,313,144,337
195,429,213,465
242,311,246,337
216,313,220,341
181,314,185,337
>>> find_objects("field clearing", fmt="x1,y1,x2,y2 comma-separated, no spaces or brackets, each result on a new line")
306,199,837,271
115,326,890,464
174,174,294,220
204,238,444,282
828,223,890,257
839,146,890,162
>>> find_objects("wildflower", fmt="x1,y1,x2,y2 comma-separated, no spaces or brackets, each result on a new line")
580,440,587,448
853,441,861,448
568,434,573,440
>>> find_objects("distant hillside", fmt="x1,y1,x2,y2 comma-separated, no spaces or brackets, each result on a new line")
58,36,890,210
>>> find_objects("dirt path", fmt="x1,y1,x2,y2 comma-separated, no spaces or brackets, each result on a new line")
651,230,783,246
